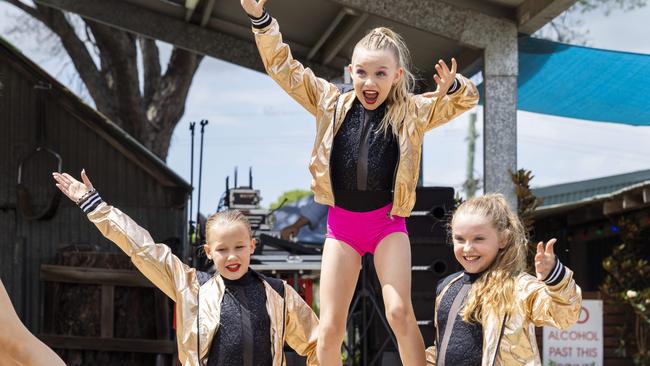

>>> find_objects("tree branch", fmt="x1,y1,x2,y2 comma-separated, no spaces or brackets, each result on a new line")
6,1,206,161
31,4,113,113
86,20,144,135
157,47,202,128
139,36,161,108
4,0,41,20
144,47,203,159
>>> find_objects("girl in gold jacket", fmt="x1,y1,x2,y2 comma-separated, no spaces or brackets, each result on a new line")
241,0,478,364
427,194,582,365
53,170,319,366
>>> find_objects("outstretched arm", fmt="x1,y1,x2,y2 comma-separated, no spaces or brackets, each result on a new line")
240,0,337,118
522,238,582,330
52,170,195,301
414,58,478,132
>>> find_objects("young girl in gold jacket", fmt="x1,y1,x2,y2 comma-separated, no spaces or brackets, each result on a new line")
53,170,319,366
241,0,479,364
427,194,582,365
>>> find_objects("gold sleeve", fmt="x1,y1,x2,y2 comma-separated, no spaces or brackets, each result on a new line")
425,345,437,365
88,202,195,301
252,18,337,118
413,75,479,132
283,284,319,366
521,268,583,330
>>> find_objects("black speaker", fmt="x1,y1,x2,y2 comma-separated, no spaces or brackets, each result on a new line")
411,291,436,320
407,187,458,347
410,242,456,271
406,187,455,239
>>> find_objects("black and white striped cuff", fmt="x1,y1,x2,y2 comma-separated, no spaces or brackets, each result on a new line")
543,258,566,286
78,190,103,214
446,77,461,95
249,11,271,29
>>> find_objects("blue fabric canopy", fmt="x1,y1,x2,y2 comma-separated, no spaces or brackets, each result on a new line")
477,37,650,126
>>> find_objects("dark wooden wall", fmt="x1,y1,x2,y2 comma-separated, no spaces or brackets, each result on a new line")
0,44,188,334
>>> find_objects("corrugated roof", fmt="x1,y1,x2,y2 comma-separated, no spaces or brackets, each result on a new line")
533,170,650,207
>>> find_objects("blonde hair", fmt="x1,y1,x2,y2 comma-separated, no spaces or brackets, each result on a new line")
353,27,416,134
205,210,253,244
451,194,527,323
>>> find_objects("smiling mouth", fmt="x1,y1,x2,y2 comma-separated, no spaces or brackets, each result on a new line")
225,264,241,272
363,90,379,104
463,256,480,262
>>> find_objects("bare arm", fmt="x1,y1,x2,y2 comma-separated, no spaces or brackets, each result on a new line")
0,280,66,366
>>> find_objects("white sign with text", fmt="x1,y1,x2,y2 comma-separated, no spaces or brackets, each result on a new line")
543,299,603,366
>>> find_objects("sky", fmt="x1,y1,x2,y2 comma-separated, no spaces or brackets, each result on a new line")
2,2,650,214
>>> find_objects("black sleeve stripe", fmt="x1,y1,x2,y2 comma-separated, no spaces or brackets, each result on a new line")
545,259,561,283
79,191,98,210
446,77,460,95
544,258,566,286
79,192,103,214
250,11,271,29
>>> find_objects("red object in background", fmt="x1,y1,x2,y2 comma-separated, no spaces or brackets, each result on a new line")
285,277,314,306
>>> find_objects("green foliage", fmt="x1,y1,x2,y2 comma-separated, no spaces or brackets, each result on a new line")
601,218,650,365
510,169,543,271
269,189,311,210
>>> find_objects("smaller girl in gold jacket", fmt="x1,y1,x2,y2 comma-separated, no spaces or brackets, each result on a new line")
427,194,582,365
53,170,319,366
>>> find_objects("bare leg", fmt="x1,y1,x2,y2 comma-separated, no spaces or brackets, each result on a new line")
374,232,426,366
317,238,362,366
0,280,65,366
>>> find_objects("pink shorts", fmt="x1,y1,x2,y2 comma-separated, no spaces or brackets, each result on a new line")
326,203,408,256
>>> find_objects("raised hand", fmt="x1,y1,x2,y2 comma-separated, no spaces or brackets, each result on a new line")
535,238,557,280
240,0,268,18
433,58,457,95
421,58,457,98
52,170,94,203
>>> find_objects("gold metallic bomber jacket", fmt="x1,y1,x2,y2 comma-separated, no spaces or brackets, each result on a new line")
252,18,479,217
425,267,582,365
87,203,319,366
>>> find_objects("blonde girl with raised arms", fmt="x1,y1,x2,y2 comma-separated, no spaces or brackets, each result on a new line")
240,1,479,364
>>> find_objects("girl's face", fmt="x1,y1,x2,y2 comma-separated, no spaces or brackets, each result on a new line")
349,47,403,110
451,213,506,273
204,222,256,280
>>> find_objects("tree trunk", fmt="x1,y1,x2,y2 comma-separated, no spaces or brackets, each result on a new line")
7,1,203,161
